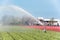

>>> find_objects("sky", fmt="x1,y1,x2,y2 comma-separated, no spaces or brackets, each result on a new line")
0,0,60,19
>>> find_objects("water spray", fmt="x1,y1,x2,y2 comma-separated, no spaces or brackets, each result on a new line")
0,5,43,26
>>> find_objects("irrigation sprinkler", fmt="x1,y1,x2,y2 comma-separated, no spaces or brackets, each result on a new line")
43,26,46,33
43,23,47,33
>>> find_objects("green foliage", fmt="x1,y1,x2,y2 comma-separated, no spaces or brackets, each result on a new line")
0,27,60,40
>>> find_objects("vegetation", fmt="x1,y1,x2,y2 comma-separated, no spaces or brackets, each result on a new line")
0,26,60,40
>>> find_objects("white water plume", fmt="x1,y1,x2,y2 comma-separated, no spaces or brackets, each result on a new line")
0,5,43,25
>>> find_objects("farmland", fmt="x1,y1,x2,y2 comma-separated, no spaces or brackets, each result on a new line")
0,25,60,40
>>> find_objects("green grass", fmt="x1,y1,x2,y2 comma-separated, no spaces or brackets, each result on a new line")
0,26,60,40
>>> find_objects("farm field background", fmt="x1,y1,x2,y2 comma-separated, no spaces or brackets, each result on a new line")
0,25,60,40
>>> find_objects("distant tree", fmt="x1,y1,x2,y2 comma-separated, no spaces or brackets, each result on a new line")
2,15,9,25
2,15,21,25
